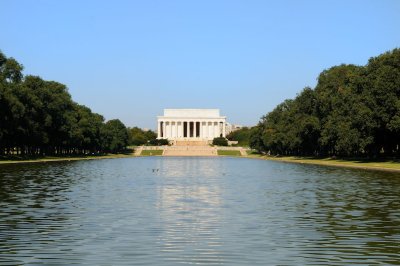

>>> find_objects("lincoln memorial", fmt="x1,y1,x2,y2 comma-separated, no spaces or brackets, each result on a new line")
157,109,227,141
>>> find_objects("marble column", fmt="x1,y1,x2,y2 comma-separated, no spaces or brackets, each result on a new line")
167,121,170,138
162,121,166,138
174,121,177,138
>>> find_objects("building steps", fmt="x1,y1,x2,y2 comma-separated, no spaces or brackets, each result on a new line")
163,145,216,156
175,140,209,146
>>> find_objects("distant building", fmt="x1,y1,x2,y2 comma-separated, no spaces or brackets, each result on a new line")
157,109,227,141
225,123,243,135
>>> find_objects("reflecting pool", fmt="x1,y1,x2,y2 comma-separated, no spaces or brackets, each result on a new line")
1,157,399,265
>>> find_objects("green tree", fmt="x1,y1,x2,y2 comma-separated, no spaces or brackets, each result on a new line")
128,127,157,146
0,51,25,155
71,104,105,154
0,51,131,157
249,124,266,153
315,64,375,156
101,119,129,153
226,127,252,146
365,48,400,155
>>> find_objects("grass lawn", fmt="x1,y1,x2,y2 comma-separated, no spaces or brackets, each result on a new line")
0,153,135,164
246,150,261,156
140,150,163,156
263,156,400,172
217,150,241,156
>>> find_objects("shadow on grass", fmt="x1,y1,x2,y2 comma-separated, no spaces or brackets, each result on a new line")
337,157,400,164
285,156,400,164
0,148,135,162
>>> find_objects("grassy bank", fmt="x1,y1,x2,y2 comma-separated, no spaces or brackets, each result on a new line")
246,153,400,172
0,153,136,165
140,150,163,156
3,148,400,173
217,150,241,156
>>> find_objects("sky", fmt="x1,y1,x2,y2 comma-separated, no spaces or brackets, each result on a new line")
1,0,400,129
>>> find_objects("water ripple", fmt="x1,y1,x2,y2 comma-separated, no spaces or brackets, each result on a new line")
0,157,400,265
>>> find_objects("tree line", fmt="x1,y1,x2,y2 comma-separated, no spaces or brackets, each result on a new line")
249,48,400,157
128,127,159,146
226,127,252,146
0,51,130,156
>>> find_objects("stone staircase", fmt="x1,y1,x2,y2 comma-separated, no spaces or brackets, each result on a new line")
175,140,209,146
163,145,217,156
133,146,143,156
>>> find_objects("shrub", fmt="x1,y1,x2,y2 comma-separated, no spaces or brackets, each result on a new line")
212,137,228,146
148,138,169,146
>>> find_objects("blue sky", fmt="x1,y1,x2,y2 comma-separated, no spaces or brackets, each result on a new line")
1,0,399,129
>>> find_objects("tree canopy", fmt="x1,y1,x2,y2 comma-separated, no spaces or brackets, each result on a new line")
250,48,400,157
128,127,157,146
0,51,129,156
226,127,252,146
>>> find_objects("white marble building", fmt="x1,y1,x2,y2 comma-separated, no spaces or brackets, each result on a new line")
157,109,226,140
225,123,243,135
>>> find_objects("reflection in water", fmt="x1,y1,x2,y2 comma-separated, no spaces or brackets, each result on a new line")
155,157,224,178
0,157,399,265
155,158,224,264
